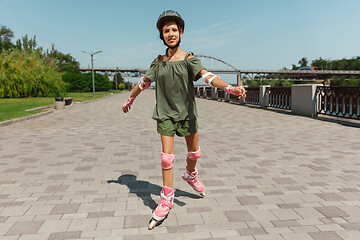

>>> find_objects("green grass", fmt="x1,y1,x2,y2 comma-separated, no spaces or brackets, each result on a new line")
0,91,122,122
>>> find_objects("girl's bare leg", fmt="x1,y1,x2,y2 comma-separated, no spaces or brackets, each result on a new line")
161,135,174,188
185,132,199,172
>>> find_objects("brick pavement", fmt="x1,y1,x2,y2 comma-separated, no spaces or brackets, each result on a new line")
0,90,359,240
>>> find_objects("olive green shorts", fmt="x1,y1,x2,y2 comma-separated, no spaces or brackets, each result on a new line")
157,119,198,137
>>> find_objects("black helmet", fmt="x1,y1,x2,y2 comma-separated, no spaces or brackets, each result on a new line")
156,10,185,33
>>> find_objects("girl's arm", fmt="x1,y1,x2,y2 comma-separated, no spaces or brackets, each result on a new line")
198,69,246,98
122,76,152,113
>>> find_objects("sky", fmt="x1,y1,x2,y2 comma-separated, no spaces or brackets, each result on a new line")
1,0,360,72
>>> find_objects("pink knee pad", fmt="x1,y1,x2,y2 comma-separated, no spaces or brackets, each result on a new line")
188,147,201,160
161,153,174,170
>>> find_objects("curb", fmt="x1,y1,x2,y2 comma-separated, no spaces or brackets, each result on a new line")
75,95,111,104
26,105,55,111
0,95,115,127
0,109,54,127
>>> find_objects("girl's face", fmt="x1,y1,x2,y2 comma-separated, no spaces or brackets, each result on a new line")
162,21,183,47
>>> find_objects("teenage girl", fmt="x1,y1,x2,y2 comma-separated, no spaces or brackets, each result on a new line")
122,10,246,229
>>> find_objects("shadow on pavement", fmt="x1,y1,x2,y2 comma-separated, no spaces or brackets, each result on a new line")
107,174,202,210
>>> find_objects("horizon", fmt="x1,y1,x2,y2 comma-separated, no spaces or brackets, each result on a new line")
1,0,360,71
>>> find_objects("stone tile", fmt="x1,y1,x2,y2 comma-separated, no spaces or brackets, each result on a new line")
88,211,115,218
224,210,255,222
50,203,80,214
76,203,103,213
317,224,344,231
25,205,55,215
294,208,324,219
202,180,225,186
237,196,263,205
340,222,360,230
280,232,313,240
44,185,69,193
124,215,149,228
335,230,360,240
271,220,300,227
81,229,111,238
210,229,240,238
316,193,346,201
167,224,195,233
0,202,23,207
93,197,117,203
200,211,228,224
271,209,301,220
0,206,30,216
0,222,15,235
238,227,267,236
37,219,71,233
273,178,296,184
97,216,124,230
48,231,82,240
67,218,98,231
278,203,300,209
0,216,8,223
5,220,44,235
247,209,277,221
309,231,343,240
176,212,204,225
315,206,349,218
186,207,211,213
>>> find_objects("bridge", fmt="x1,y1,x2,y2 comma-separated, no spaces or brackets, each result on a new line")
79,55,360,82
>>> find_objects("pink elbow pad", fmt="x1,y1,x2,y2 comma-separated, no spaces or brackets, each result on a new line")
138,77,151,91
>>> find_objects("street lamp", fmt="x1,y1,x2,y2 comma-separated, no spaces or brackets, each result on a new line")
82,50,102,98
115,67,119,94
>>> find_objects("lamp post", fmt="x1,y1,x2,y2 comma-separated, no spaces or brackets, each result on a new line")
82,50,102,98
115,67,119,94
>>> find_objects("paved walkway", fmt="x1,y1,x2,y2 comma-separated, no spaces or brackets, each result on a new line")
0,90,360,240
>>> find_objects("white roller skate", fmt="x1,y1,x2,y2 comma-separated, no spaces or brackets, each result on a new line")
148,186,174,230
182,168,205,197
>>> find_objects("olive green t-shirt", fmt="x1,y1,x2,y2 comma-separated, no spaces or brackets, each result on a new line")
145,52,204,121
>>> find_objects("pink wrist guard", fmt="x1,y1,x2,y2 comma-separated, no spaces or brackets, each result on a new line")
225,85,243,96
122,97,135,108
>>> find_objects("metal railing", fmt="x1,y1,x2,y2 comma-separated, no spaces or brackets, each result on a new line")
245,87,260,105
317,86,360,119
218,89,225,100
266,87,291,109
199,87,204,97
206,87,212,98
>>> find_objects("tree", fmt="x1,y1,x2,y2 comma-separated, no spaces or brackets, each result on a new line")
52,49,80,73
15,34,39,52
0,25,14,52
298,57,308,68
311,57,328,70
112,72,125,90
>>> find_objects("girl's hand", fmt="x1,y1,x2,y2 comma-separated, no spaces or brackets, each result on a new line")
122,97,135,113
225,86,246,99
233,86,246,99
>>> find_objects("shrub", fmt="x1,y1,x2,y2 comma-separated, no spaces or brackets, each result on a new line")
62,72,112,92
0,49,66,98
